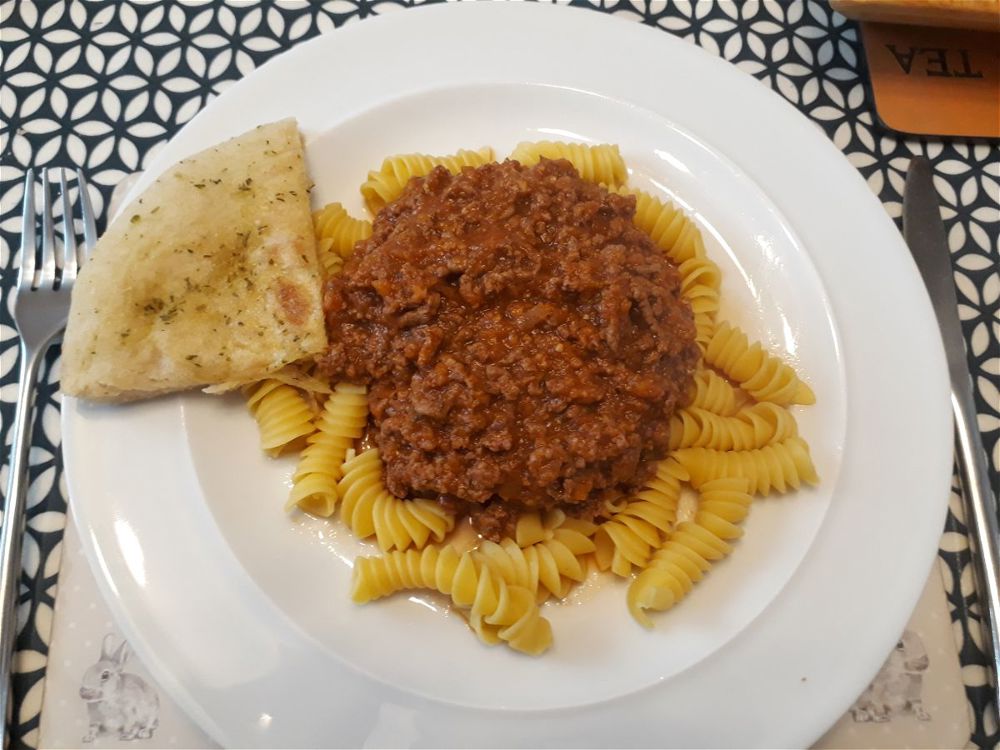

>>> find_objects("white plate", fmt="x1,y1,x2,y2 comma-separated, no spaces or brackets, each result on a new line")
63,3,952,747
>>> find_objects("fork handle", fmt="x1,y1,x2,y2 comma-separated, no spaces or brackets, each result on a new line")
0,341,43,746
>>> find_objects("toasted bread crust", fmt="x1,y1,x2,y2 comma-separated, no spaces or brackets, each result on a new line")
61,119,326,402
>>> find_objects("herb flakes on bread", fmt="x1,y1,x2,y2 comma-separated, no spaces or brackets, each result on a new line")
61,118,327,403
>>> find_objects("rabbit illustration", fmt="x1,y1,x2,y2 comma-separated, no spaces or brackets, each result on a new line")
79,634,159,742
851,629,931,723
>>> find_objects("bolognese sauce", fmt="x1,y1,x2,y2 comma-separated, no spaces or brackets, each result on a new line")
320,159,698,538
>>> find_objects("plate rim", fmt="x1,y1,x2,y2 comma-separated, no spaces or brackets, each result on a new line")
63,3,953,747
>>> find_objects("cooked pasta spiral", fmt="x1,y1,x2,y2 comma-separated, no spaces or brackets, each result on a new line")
672,437,819,496
245,379,315,457
600,496,631,515
351,545,552,654
670,408,750,451
474,519,598,601
513,508,566,548
286,382,368,516
464,571,553,655
704,321,816,405
594,458,688,577
687,368,742,416
669,402,798,451
338,449,456,551
678,255,721,347
509,141,627,187
678,256,721,314
314,202,372,273
352,544,465,603
615,187,706,265
627,477,752,627
325,253,344,278
738,402,799,446
693,314,715,350
360,147,494,214
511,508,596,546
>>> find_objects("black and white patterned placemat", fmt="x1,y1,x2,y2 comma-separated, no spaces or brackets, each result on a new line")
1,2,997,748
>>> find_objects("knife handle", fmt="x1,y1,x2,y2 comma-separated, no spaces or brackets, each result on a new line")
951,374,1000,725
903,156,999,724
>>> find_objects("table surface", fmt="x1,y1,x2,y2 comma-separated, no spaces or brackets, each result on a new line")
1,1,997,748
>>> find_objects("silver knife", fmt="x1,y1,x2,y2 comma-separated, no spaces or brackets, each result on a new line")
904,156,1000,723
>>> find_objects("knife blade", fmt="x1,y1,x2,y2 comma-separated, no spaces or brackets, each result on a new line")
904,156,1000,724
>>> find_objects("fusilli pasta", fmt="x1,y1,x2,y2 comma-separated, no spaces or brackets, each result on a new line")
351,545,552,654
338,448,456,551
615,186,706,265
669,402,798,451
704,321,816,406
475,520,597,601
687,368,742,416
325,253,344,278
594,458,688,577
513,508,565,548
509,141,627,187
627,478,752,627
360,147,494,214
314,202,372,273
679,256,721,311
245,379,315,457
286,382,368,517
672,437,819,496
739,402,799,446
678,255,721,348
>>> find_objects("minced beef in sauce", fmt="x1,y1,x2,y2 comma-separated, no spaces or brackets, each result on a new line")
320,159,698,539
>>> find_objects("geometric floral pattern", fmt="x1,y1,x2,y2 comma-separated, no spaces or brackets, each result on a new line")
1,2,997,748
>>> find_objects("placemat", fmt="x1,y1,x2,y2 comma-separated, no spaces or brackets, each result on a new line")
34,507,969,748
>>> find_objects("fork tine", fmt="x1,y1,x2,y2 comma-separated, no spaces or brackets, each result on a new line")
59,168,78,285
17,170,36,290
77,169,98,256
39,169,57,288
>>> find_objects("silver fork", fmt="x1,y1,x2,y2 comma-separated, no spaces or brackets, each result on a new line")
0,168,97,743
